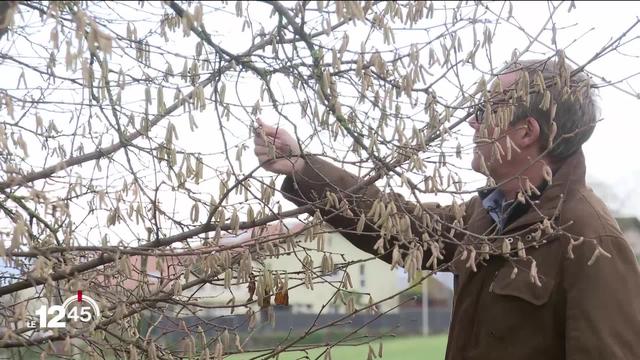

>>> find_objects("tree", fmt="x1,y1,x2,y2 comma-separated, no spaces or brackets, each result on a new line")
0,1,638,359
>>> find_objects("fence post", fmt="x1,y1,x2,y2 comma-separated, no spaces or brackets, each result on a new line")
422,272,430,335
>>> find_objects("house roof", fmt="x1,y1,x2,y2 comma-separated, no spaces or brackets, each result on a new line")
115,220,308,290
217,219,306,247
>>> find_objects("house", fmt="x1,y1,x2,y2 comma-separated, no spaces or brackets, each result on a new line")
0,257,51,341
176,219,407,316
119,219,408,316
260,222,405,315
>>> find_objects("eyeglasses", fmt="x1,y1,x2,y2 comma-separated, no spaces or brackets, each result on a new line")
474,101,534,127
474,102,502,124
474,103,487,124
473,88,520,124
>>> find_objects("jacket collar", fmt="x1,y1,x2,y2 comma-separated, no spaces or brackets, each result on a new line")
500,148,587,233
479,180,548,233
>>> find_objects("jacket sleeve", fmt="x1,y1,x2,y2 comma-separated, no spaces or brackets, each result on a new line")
279,154,469,270
564,233,640,359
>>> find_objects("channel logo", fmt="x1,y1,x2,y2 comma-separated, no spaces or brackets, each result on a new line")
27,291,101,331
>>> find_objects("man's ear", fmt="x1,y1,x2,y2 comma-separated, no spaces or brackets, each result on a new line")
511,116,541,149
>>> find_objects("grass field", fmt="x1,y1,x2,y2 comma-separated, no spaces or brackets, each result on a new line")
227,335,448,360
0,335,447,360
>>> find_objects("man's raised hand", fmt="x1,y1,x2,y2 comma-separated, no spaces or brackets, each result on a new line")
252,118,305,176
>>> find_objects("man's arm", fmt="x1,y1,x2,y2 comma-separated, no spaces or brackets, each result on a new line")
279,154,468,270
564,233,640,359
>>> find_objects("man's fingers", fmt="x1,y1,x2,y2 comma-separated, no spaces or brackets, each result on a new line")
253,136,267,146
256,120,287,138
256,151,272,160
254,148,269,156
254,144,285,155
254,134,291,150
254,137,280,150
253,119,299,174
253,120,297,150
255,146,290,157
261,125,281,137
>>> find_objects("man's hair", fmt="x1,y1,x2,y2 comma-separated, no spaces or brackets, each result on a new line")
506,56,599,160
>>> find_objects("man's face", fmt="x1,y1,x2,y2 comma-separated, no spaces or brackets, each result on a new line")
469,71,522,178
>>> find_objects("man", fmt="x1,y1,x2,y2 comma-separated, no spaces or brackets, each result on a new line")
252,58,640,359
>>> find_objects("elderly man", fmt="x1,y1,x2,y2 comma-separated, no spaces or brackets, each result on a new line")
252,59,640,359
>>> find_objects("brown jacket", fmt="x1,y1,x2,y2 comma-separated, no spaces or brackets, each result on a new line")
281,149,640,360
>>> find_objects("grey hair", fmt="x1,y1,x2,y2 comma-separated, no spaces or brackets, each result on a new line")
506,57,599,161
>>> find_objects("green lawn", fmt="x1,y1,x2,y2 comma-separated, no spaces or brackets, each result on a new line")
227,335,447,360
